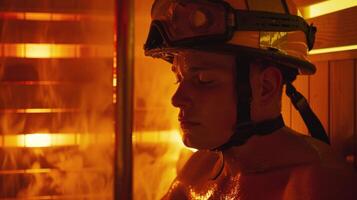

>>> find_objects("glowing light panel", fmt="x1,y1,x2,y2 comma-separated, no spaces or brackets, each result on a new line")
0,130,195,150
3,133,78,147
25,44,52,58
300,0,357,19
1,43,112,58
24,133,52,147
0,12,111,21
1,108,79,114
309,44,357,54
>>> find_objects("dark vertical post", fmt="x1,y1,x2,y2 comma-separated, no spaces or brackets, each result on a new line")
114,0,134,199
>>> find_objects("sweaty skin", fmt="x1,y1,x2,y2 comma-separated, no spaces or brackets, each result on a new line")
166,50,357,199
162,127,357,200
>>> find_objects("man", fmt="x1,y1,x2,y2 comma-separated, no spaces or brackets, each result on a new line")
144,0,357,199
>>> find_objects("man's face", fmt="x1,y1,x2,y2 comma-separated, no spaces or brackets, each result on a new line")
171,50,237,150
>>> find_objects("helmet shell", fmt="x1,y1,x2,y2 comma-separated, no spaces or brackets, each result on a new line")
145,0,316,75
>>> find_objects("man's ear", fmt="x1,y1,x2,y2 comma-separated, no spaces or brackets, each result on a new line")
259,66,283,102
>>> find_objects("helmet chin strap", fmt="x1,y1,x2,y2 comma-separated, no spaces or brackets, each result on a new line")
285,82,330,145
212,57,330,152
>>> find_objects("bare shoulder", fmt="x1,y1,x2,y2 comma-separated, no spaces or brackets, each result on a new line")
285,161,357,199
283,128,357,199
161,150,223,199
161,180,188,200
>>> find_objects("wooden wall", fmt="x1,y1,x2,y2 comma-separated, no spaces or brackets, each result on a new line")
282,54,357,167
282,6,357,167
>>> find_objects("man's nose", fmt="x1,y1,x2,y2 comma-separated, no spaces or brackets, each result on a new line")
171,83,191,108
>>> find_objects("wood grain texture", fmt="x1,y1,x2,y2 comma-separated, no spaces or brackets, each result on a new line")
294,0,327,7
355,59,357,168
310,61,329,136
307,7,357,49
291,75,309,134
330,59,355,158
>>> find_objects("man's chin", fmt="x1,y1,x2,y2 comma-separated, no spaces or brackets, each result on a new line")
182,133,216,150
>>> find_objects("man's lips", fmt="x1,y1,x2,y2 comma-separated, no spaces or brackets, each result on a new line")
179,119,200,129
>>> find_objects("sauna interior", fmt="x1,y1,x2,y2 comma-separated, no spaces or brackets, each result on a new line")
0,0,356,199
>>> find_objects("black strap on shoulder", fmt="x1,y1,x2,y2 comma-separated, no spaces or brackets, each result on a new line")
235,57,252,123
285,82,330,145
212,57,286,151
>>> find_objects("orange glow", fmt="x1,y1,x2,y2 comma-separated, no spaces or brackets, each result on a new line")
0,11,112,21
113,93,117,103
113,77,117,87
24,133,52,147
300,0,357,19
2,81,62,85
133,130,196,152
25,44,52,58
2,133,77,147
0,168,51,175
0,130,194,151
309,45,357,55
1,43,112,58
1,108,78,114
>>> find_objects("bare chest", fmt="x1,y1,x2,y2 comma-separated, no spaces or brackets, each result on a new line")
165,170,291,200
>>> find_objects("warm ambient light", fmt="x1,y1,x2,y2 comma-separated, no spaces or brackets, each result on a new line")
133,130,197,152
25,44,52,58
309,45,357,55
1,81,62,85
0,130,195,150
1,43,112,58
0,12,111,21
1,108,79,114
300,0,357,19
0,133,78,147
24,133,52,147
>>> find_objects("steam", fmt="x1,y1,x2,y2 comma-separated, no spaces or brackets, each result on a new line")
0,0,115,199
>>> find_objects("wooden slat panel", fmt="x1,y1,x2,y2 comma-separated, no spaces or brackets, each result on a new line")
0,58,112,82
0,20,113,44
330,59,355,158
355,59,357,168
307,7,357,49
0,0,114,13
310,61,329,136
294,0,327,7
0,110,113,135
0,84,113,109
291,75,309,134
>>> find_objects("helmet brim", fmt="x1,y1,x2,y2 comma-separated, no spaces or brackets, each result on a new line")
145,44,316,75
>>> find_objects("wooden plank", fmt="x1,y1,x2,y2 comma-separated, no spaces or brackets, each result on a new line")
294,0,327,7
0,0,114,13
291,75,309,134
309,61,329,136
0,110,113,135
355,59,357,168
0,20,113,44
330,59,355,158
0,58,112,82
307,7,357,49
0,84,113,109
